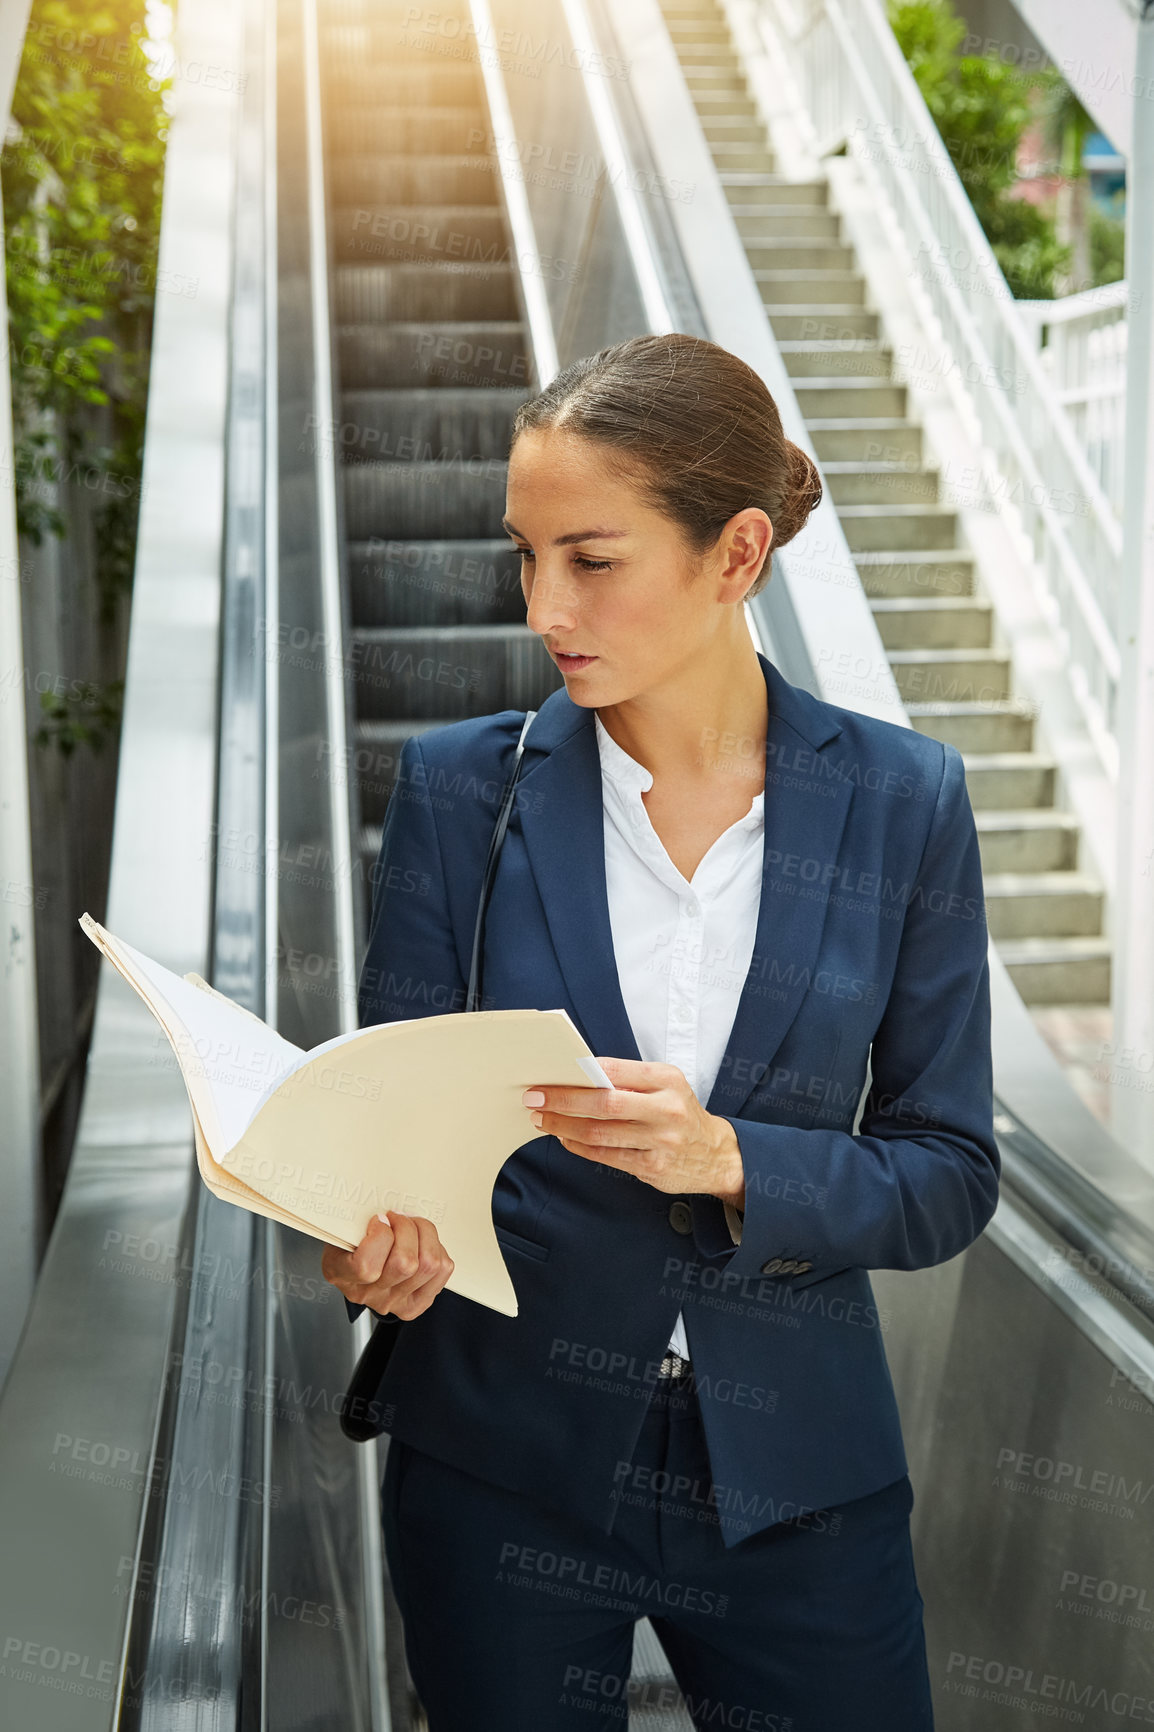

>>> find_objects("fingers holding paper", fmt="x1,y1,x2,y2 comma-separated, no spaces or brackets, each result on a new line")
322,1210,455,1320
521,1056,746,1208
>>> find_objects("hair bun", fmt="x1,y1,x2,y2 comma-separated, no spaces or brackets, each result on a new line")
772,441,823,551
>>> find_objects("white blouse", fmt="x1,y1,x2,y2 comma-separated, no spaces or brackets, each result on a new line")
594,712,764,1362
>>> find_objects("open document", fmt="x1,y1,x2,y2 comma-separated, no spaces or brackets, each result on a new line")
80,913,614,1317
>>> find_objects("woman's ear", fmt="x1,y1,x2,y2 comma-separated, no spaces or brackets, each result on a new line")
718,508,773,599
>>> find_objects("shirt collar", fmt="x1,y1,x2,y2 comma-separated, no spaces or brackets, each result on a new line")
593,711,765,819
594,711,653,794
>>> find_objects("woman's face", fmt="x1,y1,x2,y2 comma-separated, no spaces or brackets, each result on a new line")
503,427,769,706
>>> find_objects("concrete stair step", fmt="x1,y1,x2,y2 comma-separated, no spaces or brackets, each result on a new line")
837,504,957,551
674,45,738,67
961,752,1056,809
907,701,1034,753
720,176,827,205
666,20,731,41
733,206,840,238
744,241,855,271
871,596,992,650
701,116,764,142
976,810,1079,873
767,308,879,339
683,69,750,93
794,378,905,416
889,647,1010,704
672,43,737,65
824,463,940,507
996,938,1111,1006
707,144,777,173
983,872,1104,940
778,341,892,378
811,420,923,463
694,96,760,117
757,271,866,305
854,549,974,597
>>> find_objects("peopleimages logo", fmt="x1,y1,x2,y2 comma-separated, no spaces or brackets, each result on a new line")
944,1652,1154,1721
496,1543,727,1617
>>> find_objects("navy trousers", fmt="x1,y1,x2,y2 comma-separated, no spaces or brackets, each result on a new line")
381,1370,935,1730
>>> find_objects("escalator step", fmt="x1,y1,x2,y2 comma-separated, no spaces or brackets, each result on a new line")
344,460,507,542
348,537,524,629
349,624,560,722
320,23,476,67
335,322,530,389
334,264,519,323
338,387,528,463
321,64,481,105
327,107,488,157
351,719,456,816
317,0,539,943
328,154,499,206
330,205,511,267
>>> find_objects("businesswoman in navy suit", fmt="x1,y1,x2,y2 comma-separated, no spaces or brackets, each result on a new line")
323,331,998,1730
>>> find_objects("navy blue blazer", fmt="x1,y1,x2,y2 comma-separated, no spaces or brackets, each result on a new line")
345,652,999,1547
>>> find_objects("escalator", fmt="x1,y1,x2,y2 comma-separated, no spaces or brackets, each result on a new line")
317,8,693,1723
318,0,561,892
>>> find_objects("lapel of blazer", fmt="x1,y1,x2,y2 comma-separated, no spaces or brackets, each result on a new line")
516,652,855,1124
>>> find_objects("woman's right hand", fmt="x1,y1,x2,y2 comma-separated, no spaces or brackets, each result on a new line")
322,1210,455,1320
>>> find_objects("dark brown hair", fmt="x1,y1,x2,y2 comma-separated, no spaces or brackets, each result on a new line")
509,331,822,599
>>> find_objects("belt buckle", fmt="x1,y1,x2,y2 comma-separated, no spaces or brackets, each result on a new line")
659,1350,691,1381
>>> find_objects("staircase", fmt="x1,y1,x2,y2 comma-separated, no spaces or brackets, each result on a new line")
319,0,561,901
658,0,1111,1010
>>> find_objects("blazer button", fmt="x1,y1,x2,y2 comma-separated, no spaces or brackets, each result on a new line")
794,1260,813,1273
777,1259,800,1275
761,1257,783,1274
668,1200,694,1235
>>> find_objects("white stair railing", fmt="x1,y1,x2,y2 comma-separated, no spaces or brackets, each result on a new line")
1018,282,1129,522
763,0,1124,770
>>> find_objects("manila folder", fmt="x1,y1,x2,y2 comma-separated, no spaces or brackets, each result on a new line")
79,912,614,1318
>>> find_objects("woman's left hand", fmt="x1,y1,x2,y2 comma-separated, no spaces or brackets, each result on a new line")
521,1056,745,1205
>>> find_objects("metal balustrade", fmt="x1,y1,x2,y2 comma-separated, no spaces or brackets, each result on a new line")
763,0,1125,769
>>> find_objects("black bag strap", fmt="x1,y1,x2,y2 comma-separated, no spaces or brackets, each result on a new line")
466,706,538,1013
339,709,538,1443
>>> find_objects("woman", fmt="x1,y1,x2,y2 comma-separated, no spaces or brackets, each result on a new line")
324,332,999,1730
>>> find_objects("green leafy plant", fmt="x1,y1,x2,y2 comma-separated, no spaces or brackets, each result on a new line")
887,0,1069,298
34,676,126,755
3,0,171,655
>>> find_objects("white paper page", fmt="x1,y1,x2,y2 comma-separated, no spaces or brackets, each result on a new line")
111,934,305,1150
553,1011,614,1087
